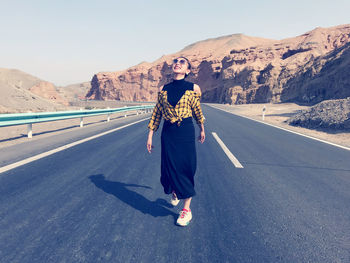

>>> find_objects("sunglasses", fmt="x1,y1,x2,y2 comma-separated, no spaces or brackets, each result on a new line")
173,58,187,65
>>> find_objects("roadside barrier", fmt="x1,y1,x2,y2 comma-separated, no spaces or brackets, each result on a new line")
0,105,154,138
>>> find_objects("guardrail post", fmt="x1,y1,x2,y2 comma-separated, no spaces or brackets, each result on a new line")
79,108,84,127
124,106,127,117
27,124,32,138
107,107,111,122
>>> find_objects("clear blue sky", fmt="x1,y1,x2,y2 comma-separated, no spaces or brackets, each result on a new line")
1,0,349,86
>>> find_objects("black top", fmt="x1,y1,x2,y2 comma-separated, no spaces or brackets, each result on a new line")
163,78,194,107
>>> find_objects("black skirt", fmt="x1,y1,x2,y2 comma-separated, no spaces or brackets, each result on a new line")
160,117,197,199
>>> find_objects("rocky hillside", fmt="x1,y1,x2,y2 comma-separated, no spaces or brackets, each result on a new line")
30,81,69,106
281,42,350,104
59,82,91,101
86,24,350,105
0,68,90,113
287,98,350,130
0,68,65,113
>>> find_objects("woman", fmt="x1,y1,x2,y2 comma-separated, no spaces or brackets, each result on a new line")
147,56,205,226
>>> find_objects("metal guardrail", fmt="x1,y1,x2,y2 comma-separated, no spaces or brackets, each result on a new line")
0,105,154,138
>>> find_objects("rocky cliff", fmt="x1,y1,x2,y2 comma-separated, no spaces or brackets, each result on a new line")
86,24,350,105
281,42,350,104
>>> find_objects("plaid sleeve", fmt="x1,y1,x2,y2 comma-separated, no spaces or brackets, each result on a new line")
191,92,205,125
147,93,163,131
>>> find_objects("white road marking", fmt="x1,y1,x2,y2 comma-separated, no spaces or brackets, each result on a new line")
0,117,149,174
208,104,350,152
212,132,244,168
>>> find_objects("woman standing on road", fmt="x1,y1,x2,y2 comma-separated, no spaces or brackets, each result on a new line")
147,56,205,227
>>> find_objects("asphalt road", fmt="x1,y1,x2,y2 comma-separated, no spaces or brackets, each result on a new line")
0,104,349,263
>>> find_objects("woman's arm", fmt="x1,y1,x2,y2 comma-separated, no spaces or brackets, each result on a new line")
147,129,154,153
147,86,163,153
192,84,205,143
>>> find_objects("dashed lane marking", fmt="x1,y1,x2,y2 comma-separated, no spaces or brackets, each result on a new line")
212,132,244,168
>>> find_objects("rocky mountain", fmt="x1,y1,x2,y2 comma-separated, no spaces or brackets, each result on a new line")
86,24,350,105
0,68,65,113
86,34,276,101
0,68,90,113
281,42,350,104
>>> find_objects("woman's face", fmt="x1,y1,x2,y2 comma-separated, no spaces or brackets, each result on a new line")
172,57,191,76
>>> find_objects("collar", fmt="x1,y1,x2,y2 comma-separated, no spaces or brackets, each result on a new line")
172,78,186,84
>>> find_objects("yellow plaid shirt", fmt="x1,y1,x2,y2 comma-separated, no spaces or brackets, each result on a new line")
148,90,204,131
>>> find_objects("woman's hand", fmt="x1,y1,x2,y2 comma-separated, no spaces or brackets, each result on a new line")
147,137,154,153
147,130,154,153
198,130,205,144
197,123,205,144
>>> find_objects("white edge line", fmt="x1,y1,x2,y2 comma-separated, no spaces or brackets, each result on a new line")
211,132,244,168
0,117,150,174
208,104,350,152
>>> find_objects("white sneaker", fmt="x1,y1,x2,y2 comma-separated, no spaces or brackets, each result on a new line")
170,192,180,207
176,209,192,226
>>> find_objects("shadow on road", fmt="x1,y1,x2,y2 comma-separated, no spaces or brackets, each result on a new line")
89,174,177,219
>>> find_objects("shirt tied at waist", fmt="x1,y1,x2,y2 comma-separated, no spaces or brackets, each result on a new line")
167,116,192,126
